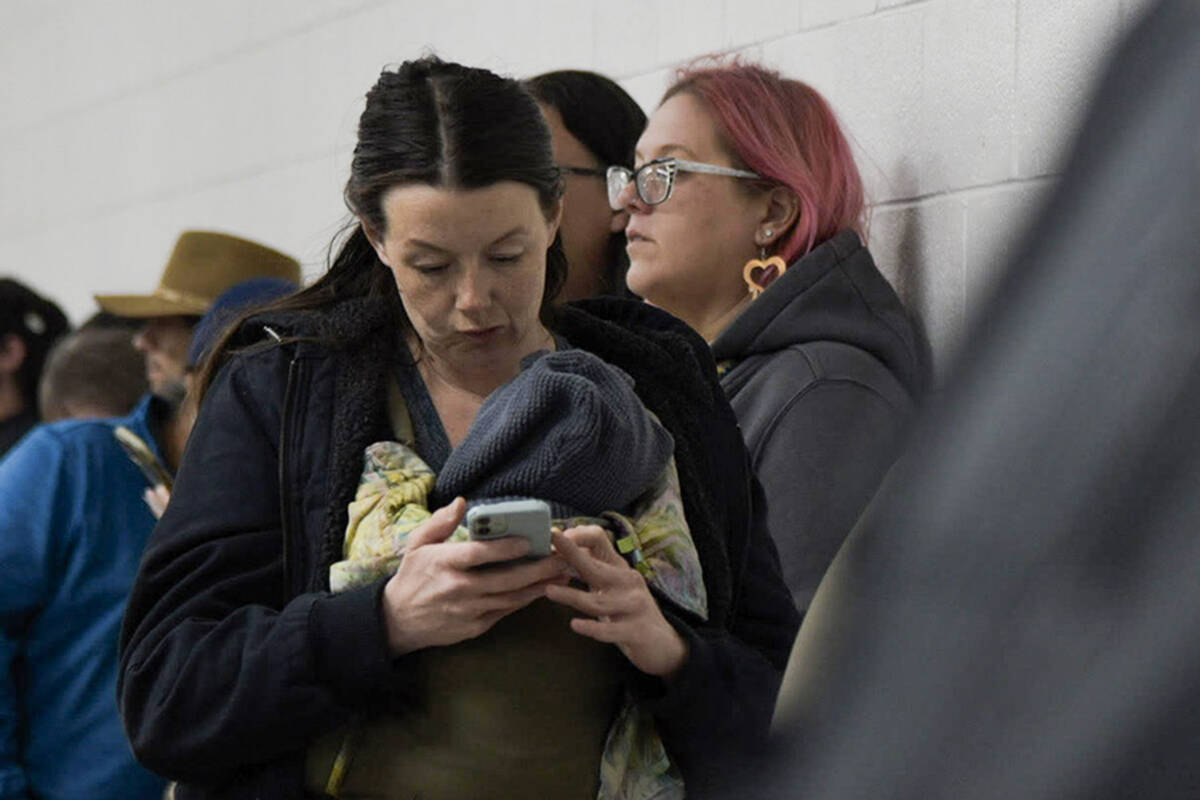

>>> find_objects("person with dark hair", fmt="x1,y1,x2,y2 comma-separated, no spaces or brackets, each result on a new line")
0,244,298,800
118,56,798,799
37,326,149,421
611,59,928,616
525,70,646,300
0,278,69,456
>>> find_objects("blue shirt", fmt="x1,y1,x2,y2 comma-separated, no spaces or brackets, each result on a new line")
0,395,167,800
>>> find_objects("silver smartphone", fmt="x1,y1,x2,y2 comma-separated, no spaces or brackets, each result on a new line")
466,499,552,558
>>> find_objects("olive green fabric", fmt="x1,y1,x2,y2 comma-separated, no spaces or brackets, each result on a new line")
306,598,626,799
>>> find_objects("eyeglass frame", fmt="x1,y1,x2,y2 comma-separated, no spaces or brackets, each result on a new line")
606,157,763,210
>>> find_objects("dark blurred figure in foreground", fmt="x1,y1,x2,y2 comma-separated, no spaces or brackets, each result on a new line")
38,326,149,421
0,279,69,456
761,2,1200,798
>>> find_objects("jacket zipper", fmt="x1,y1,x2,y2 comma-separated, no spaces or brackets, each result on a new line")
278,355,308,596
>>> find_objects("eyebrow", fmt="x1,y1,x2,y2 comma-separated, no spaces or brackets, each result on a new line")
405,227,529,254
634,143,698,162
489,227,529,245
405,238,451,255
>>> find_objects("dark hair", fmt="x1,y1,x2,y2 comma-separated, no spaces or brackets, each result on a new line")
525,70,647,296
197,56,568,401
38,326,148,421
0,278,71,412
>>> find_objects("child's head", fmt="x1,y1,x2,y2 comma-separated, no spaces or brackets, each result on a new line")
433,349,674,516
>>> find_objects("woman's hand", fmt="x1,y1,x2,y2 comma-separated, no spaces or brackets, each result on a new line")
382,497,570,657
544,525,689,679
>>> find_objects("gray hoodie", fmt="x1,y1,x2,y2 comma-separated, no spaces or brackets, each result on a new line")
712,229,927,614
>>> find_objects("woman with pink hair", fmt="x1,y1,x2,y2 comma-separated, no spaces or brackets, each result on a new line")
610,60,927,615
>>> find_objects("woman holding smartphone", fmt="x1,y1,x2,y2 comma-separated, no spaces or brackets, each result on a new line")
118,57,798,800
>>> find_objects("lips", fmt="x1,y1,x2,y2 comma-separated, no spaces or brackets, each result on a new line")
461,326,502,340
626,229,654,247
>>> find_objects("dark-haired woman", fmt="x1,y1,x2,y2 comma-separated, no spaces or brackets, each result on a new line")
118,57,798,800
611,60,928,616
0,279,70,456
526,70,646,300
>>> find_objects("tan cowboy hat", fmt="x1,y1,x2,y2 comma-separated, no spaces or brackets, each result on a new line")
94,230,302,317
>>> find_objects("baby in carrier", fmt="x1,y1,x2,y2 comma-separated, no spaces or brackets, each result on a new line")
322,348,706,800
331,348,704,614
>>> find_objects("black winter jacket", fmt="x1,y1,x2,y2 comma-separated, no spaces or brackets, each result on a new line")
712,230,927,615
118,296,800,799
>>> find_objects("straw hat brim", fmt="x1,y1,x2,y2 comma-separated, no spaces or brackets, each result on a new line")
93,291,209,318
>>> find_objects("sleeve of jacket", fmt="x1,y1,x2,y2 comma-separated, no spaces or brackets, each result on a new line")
754,380,906,614
0,428,73,800
117,349,401,783
647,452,801,796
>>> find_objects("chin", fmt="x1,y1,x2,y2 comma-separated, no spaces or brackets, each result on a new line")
624,263,661,304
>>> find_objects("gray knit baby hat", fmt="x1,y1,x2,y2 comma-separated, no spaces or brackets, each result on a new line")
432,349,674,517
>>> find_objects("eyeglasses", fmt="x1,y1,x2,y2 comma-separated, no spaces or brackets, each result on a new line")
606,157,763,210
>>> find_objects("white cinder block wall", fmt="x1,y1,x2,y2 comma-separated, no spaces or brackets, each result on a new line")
0,0,1158,375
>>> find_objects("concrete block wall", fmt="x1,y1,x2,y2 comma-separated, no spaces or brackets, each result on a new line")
0,0,1158,375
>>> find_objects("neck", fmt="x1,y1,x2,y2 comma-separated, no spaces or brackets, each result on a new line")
0,379,26,422
414,328,555,398
670,293,753,344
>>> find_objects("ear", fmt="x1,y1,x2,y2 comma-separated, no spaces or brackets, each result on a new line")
545,198,564,241
609,208,630,235
0,333,27,374
757,186,801,248
361,221,393,269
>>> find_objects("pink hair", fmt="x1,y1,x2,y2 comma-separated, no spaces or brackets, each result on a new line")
664,57,865,262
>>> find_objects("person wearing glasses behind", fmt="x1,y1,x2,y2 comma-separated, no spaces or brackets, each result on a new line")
525,70,646,300
609,58,927,616
118,57,798,799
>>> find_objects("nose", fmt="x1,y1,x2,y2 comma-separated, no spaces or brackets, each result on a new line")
455,265,493,314
132,325,152,353
616,178,650,215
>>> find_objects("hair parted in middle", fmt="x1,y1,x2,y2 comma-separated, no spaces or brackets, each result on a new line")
664,56,866,264
342,55,568,307
195,56,568,401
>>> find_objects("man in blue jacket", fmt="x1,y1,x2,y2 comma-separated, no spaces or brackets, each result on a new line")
0,232,299,800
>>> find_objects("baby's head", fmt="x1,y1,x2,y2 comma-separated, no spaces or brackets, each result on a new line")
434,349,674,517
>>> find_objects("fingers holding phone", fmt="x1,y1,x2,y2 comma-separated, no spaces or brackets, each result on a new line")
545,526,689,680
143,484,171,519
113,425,174,519
382,498,569,657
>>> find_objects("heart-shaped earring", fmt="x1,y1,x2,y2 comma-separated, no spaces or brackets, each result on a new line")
742,252,788,299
